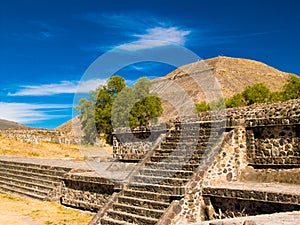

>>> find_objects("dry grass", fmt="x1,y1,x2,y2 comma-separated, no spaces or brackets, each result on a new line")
0,135,113,161
0,135,84,160
0,193,93,225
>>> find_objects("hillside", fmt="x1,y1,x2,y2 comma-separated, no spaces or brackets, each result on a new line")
57,56,294,129
0,119,28,130
152,56,292,118
55,116,83,137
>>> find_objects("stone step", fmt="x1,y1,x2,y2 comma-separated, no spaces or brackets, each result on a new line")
133,175,188,185
0,167,62,182
145,161,199,171
0,163,66,177
100,217,133,225
117,195,169,210
0,171,61,187
0,174,54,192
0,183,47,201
169,131,223,138
0,179,51,197
61,198,100,211
112,202,164,219
164,134,215,140
123,189,175,203
0,160,70,172
159,142,215,150
106,209,158,225
149,155,203,164
128,182,184,195
154,148,205,157
139,168,194,179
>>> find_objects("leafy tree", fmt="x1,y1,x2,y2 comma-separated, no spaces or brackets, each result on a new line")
225,93,246,108
209,98,226,110
75,96,98,144
77,76,162,145
282,75,300,100
197,75,300,112
95,76,126,144
129,95,162,128
269,91,284,103
242,83,271,105
111,86,136,128
112,77,163,129
195,101,210,112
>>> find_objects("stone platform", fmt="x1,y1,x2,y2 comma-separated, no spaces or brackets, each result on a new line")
203,181,300,205
195,210,300,225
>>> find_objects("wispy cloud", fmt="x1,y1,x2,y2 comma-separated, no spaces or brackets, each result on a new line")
8,79,106,96
84,13,191,51
0,102,71,124
118,27,191,51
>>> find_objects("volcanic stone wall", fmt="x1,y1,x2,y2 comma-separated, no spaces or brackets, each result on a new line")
0,129,80,144
113,125,167,161
246,125,300,166
113,99,300,164
61,172,115,211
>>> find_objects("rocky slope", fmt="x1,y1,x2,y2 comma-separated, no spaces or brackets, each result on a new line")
0,119,28,129
151,56,292,118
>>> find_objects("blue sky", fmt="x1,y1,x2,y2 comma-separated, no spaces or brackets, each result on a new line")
1,0,299,129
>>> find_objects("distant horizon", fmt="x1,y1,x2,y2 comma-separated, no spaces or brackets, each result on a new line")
1,0,299,129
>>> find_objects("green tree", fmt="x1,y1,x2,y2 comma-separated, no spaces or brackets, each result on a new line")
225,93,246,108
129,95,162,128
95,76,126,144
282,75,300,100
270,91,284,103
112,77,163,129
209,98,226,110
242,83,271,105
77,76,163,145
75,96,98,144
195,101,210,112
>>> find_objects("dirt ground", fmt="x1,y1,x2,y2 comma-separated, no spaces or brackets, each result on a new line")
0,135,113,161
0,193,93,225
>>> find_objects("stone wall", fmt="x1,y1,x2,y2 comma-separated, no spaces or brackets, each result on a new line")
204,127,248,185
246,125,300,166
114,99,300,164
196,99,300,126
0,129,80,144
155,100,300,224
208,196,300,218
61,171,115,211
113,125,167,161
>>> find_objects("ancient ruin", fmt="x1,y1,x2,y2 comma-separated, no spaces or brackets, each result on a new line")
0,99,299,224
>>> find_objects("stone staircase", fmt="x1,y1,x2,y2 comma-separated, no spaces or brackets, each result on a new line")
0,160,71,201
97,122,225,225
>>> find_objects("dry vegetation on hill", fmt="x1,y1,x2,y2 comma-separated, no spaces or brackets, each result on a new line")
0,134,84,160
151,56,292,118
0,119,28,129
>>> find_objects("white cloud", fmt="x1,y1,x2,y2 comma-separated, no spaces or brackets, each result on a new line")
0,102,72,124
118,27,191,51
77,79,106,93
8,79,106,96
135,27,190,44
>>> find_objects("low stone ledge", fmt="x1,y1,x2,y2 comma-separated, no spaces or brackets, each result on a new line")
195,210,300,225
203,182,300,205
